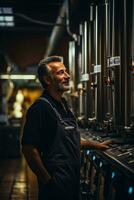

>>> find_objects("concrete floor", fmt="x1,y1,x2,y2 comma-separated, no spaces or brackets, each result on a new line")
0,156,38,200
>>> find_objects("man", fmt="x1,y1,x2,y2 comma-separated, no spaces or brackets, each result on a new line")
21,56,111,200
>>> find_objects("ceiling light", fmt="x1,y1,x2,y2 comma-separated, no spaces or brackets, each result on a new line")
0,7,13,14
0,7,14,27
0,16,4,21
6,21,14,26
5,16,14,22
0,74,36,80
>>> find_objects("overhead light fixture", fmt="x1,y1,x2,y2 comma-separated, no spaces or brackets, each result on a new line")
0,7,13,14
0,74,36,80
0,21,14,27
0,7,14,27
5,16,14,21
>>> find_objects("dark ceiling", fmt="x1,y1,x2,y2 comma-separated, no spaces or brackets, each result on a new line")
0,0,71,71
0,0,88,71
0,0,65,33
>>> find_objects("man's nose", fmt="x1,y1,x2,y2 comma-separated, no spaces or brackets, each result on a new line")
64,71,70,79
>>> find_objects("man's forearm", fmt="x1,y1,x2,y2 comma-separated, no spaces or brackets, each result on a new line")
81,138,100,149
80,138,111,150
22,145,51,184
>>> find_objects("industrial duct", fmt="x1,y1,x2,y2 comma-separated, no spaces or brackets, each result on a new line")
44,0,67,57
44,0,79,57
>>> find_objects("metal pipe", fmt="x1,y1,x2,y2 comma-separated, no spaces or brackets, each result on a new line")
81,23,85,75
94,5,98,119
68,41,76,91
112,0,115,56
105,0,112,117
95,5,98,65
111,0,116,127
83,21,88,120
44,0,67,57
123,0,128,127
84,21,88,74
132,0,134,58
78,24,84,118
105,0,110,57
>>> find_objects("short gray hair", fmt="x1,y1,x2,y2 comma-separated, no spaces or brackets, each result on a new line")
37,56,63,88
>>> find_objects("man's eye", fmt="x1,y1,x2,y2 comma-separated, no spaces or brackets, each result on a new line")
57,70,64,74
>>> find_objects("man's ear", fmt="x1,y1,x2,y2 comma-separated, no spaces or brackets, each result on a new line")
44,76,51,85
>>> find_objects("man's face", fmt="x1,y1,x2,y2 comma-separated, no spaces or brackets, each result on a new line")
48,61,70,92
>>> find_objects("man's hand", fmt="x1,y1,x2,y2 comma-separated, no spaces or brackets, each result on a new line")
22,145,52,184
97,139,113,150
81,138,113,150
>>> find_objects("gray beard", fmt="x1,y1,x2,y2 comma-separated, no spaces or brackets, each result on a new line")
52,79,70,92
56,83,70,92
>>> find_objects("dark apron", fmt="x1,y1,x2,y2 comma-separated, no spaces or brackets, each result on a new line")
38,97,81,200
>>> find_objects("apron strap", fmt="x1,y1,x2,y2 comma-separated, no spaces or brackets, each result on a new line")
38,97,78,129
38,97,64,123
